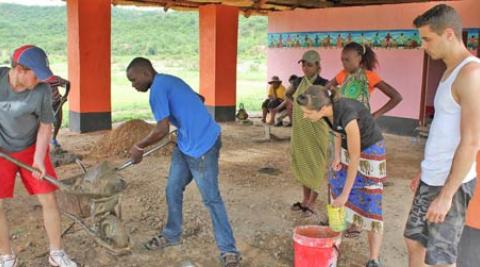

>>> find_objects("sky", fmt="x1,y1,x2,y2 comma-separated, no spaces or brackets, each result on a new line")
0,0,167,11
0,0,65,6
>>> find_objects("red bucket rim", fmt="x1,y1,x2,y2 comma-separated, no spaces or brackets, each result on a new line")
293,225,341,248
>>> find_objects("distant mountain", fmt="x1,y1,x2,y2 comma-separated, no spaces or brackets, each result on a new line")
0,3,267,63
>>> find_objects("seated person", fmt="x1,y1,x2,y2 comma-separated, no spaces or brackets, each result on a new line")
46,75,70,149
270,74,298,126
261,75,286,123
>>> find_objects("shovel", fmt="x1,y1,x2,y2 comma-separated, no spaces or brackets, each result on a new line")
115,129,177,171
0,130,177,197
0,131,176,255
0,151,70,191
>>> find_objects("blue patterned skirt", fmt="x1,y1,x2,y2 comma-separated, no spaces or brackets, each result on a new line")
329,140,386,232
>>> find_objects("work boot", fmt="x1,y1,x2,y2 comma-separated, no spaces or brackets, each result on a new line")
0,253,16,267
220,253,240,267
49,250,77,267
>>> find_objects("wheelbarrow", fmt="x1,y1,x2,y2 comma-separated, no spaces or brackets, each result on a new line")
0,130,176,255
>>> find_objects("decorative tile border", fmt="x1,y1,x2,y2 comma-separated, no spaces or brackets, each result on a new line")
268,28,479,50
467,29,479,51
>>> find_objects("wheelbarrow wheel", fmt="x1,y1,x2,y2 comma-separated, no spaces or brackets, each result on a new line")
99,215,130,249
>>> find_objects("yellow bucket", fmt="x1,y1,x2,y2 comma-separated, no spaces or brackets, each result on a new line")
326,204,347,232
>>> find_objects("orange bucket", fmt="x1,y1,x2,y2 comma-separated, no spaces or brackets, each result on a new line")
293,225,341,267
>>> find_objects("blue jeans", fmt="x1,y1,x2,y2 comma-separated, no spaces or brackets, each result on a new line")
161,137,238,255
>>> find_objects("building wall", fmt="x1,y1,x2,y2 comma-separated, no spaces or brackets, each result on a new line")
267,0,480,123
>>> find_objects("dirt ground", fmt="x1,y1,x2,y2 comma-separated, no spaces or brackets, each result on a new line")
3,119,424,267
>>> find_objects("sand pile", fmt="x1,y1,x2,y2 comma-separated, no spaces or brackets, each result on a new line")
90,119,155,158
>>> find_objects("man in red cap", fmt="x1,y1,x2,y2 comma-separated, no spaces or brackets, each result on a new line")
0,45,77,267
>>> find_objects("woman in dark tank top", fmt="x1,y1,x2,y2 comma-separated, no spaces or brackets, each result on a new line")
297,85,386,267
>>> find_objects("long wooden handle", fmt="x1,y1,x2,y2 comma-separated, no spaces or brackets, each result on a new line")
0,151,69,190
115,130,177,171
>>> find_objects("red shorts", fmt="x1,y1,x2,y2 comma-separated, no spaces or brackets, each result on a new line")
0,145,58,198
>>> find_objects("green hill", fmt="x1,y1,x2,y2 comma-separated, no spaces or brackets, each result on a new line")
0,3,267,64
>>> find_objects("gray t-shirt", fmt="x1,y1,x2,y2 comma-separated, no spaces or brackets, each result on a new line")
323,98,383,150
0,67,54,152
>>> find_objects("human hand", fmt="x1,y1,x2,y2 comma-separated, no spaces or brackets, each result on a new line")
331,158,341,172
128,144,144,164
370,111,381,120
425,195,452,224
331,193,348,208
32,159,46,180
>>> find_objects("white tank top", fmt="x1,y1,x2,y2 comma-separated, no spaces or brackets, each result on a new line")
421,56,480,186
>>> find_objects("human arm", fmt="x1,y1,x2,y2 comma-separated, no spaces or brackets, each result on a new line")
267,86,275,99
371,81,403,119
32,122,53,179
272,99,288,112
426,64,480,223
331,120,361,207
331,133,342,171
286,78,301,100
285,86,296,101
61,79,71,101
129,118,170,164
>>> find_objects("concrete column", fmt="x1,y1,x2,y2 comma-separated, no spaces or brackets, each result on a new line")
199,5,239,122
67,0,111,132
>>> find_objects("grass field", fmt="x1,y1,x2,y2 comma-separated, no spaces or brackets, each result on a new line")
49,58,268,127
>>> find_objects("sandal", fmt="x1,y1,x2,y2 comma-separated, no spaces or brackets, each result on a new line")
343,226,362,238
301,206,315,218
366,259,382,267
144,234,180,250
318,217,329,226
220,253,241,267
291,202,304,211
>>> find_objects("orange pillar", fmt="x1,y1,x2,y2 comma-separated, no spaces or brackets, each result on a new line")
199,5,239,121
67,0,111,132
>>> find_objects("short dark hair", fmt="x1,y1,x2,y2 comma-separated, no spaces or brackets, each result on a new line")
127,57,154,72
413,4,462,38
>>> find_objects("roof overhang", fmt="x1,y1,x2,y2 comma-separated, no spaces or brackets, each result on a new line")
111,0,446,15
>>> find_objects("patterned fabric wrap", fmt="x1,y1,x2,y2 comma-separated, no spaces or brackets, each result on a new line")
329,140,386,232
290,76,329,191
340,69,371,110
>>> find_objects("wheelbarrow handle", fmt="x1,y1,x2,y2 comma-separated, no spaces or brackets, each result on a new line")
0,151,69,190
116,130,177,171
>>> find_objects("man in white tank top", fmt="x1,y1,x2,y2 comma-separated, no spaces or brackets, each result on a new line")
404,4,480,267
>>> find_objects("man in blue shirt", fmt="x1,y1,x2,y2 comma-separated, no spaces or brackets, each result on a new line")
126,57,240,267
